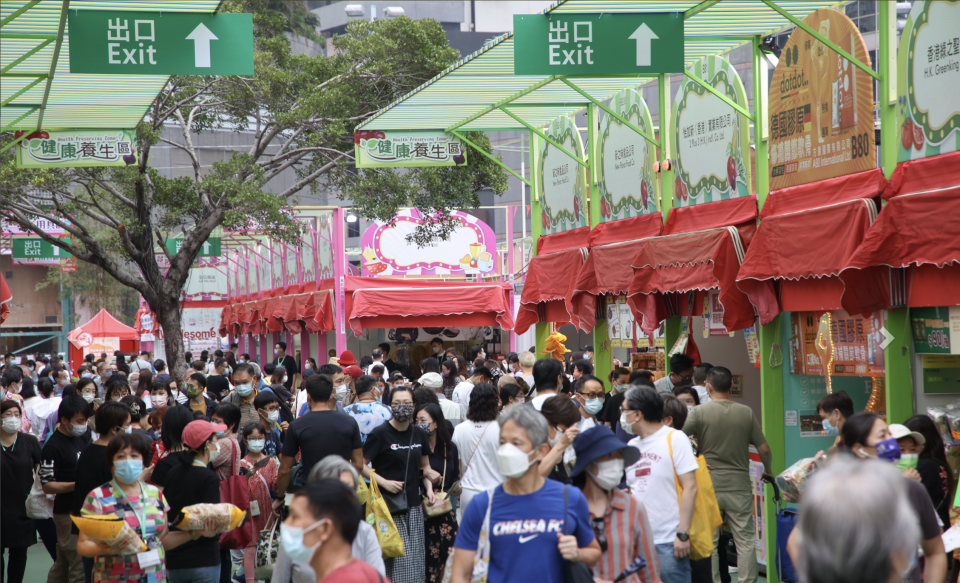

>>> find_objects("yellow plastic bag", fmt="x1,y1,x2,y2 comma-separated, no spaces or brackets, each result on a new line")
367,471,404,558
667,431,724,561
357,477,369,506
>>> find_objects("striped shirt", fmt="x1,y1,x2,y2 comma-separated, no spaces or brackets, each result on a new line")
591,489,661,583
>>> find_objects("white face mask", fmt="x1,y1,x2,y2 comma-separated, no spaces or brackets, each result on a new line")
282,375,288,384
247,439,265,453
2,417,22,434
153,395,168,407
497,442,537,478
334,385,349,401
263,410,280,423
82,393,95,403
620,412,636,435
588,459,625,490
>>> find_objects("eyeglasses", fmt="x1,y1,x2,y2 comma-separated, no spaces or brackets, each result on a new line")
591,518,607,553
579,391,604,399
393,401,413,407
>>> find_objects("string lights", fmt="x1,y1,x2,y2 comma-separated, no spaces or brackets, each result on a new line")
815,312,835,394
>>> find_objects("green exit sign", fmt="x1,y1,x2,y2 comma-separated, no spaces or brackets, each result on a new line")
166,237,221,257
513,13,684,75
12,237,72,260
68,11,253,75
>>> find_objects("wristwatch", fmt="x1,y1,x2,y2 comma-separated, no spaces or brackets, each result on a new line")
676,532,689,542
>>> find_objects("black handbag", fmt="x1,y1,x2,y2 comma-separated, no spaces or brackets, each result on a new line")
563,485,596,583
382,428,415,514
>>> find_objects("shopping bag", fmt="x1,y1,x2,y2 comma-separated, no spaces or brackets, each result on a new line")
357,477,370,506
772,482,800,582
442,488,493,583
26,471,54,520
667,431,724,561
367,470,404,558
254,515,281,581
219,442,253,550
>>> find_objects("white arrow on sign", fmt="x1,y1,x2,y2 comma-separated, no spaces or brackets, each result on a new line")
186,23,218,68
628,23,658,67
879,326,894,349
202,241,211,255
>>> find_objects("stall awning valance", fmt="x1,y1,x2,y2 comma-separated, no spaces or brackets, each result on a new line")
627,226,754,334
736,169,886,323
300,290,335,334
514,228,591,334
221,288,336,338
568,214,663,331
839,152,960,314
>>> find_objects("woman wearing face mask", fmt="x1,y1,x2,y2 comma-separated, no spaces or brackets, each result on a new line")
1,400,42,583
162,420,227,583
569,426,659,583
834,412,947,583
498,378,524,413
673,387,700,410
148,406,195,487
361,386,440,583
816,390,853,455
539,395,582,484
77,378,100,416
168,379,185,405
77,433,191,583
149,381,171,412
415,403,462,583
104,382,131,404
903,415,955,530
134,369,153,408
269,366,294,405
441,360,459,400
449,405,601,583
238,423,279,583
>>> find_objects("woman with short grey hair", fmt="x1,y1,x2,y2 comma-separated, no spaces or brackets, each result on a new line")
270,457,384,583
792,455,920,583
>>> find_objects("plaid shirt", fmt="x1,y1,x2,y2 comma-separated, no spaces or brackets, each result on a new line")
592,489,662,583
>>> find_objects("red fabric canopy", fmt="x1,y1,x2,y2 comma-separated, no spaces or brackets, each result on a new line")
627,226,754,334
345,276,514,334
0,272,11,324
68,309,139,347
300,290,334,334
516,247,588,334
218,305,232,337
568,214,663,331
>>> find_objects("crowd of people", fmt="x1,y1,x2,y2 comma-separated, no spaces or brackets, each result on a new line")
0,343,955,583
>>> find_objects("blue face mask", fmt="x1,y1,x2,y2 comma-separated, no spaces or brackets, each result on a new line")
872,437,902,463
113,459,143,484
583,397,603,415
235,384,253,397
821,416,839,436
280,518,326,564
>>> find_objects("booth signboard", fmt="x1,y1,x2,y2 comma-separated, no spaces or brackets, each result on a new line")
83,337,120,360
673,55,751,207
702,290,736,337
769,8,875,189
897,0,960,162
160,307,221,354
729,374,743,398
318,212,335,281
386,326,495,343
182,263,228,301
257,240,271,296
597,89,659,222
512,12,683,75
921,354,960,394
271,242,284,290
790,310,885,377
539,115,586,233
911,306,957,354
606,295,636,348
355,130,466,168
15,130,137,168
361,209,497,276
297,216,318,284
285,242,298,286
68,11,253,75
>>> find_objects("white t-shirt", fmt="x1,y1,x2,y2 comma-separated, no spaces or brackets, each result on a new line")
625,425,699,544
452,380,475,419
530,392,557,411
437,395,462,425
692,385,711,404
130,359,154,374
451,420,504,492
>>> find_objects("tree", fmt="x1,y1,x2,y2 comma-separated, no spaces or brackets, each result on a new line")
1,2,508,382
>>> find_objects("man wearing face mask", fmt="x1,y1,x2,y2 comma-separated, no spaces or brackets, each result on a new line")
223,363,261,433
572,375,606,421
816,390,853,454
273,342,298,394
277,374,364,507
253,390,285,458
186,373,216,419
570,426,661,583
450,404,601,583
39,395,92,583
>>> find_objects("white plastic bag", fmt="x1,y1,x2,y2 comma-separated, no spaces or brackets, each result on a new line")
26,472,54,520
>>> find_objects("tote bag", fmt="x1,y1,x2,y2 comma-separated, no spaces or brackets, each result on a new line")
219,440,253,550
667,431,724,561
441,488,493,583
367,470,404,558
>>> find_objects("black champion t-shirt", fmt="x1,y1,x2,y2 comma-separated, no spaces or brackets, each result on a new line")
40,428,92,514
363,422,430,508
281,410,362,475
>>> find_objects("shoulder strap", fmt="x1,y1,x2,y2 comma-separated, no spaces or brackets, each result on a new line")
462,421,492,477
403,426,415,478
666,430,683,505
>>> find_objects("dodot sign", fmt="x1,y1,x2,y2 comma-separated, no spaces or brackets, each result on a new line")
68,11,253,75
513,13,683,75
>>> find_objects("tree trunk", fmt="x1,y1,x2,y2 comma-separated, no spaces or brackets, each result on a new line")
155,298,188,384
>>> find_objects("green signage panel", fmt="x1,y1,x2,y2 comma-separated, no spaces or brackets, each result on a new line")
68,11,254,75
15,130,137,168
922,355,960,394
12,237,71,260
166,237,221,257
513,13,683,75
355,130,467,168
912,307,952,354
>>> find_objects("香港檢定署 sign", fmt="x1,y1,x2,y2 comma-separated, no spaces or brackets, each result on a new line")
15,130,137,168
513,13,683,75
68,11,253,75
354,130,467,168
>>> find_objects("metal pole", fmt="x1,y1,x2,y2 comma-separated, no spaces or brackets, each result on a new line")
507,205,516,353
333,208,347,356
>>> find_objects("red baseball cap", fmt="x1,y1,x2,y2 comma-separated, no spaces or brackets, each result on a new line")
182,419,227,450
343,365,363,380
337,350,357,366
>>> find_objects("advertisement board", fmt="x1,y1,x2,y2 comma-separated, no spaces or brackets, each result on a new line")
673,55,752,207
897,0,960,162
790,310,885,377
539,115,586,233
15,129,137,168
355,130,466,168
769,8,875,189
597,88,659,221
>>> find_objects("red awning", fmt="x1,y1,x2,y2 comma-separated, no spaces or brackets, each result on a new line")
736,169,887,324
568,214,663,331
300,290,334,334
839,153,960,314
263,297,283,333
515,228,591,334
68,309,139,347
0,272,11,324
627,226,754,334
218,305,232,337
246,300,267,336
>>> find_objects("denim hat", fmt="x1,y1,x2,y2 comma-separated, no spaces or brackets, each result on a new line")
570,425,640,477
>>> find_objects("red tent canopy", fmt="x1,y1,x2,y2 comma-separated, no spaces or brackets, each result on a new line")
0,272,11,324
568,213,663,331
68,309,139,346
515,227,591,334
